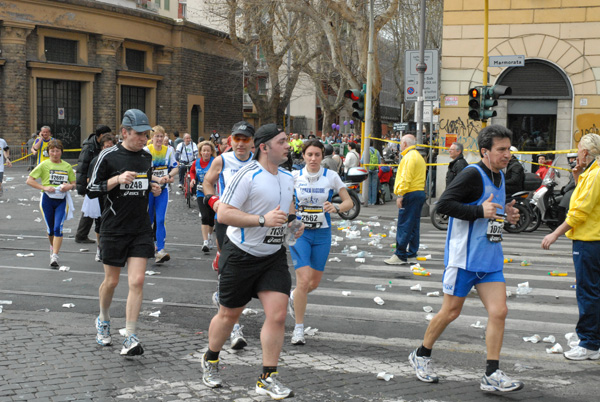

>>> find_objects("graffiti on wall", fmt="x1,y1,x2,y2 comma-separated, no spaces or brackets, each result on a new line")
438,115,481,154
574,113,600,144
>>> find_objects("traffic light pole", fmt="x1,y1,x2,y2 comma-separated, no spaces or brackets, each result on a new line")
416,0,427,145
361,0,375,206
482,0,489,128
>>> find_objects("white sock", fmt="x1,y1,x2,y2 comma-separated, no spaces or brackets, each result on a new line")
99,309,110,322
295,323,304,332
233,323,240,331
290,289,294,301
125,321,137,337
203,240,209,246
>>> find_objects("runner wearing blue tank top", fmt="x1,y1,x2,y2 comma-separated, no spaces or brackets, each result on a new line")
286,139,353,346
409,125,525,393
190,140,217,252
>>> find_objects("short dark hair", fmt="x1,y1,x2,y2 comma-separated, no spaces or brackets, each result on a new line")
173,131,180,137
302,139,324,155
477,125,512,157
99,133,117,147
348,142,358,151
95,125,111,136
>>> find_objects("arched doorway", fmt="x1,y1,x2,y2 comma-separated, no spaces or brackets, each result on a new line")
495,59,572,170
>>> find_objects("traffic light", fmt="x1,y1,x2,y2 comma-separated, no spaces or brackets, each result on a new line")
480,85,512,121
468,86,481,121
344,87,365,121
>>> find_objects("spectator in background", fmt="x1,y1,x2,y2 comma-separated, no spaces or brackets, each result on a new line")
504,146,525,197
367,145,382,205
343,142,360,173
445,142,469,187
173,131,183,150
535,154,550,180
0,135,12,197
27,132,38,171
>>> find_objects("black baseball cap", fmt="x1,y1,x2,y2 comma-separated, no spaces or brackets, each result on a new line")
122,109,152,132
231,121,255,137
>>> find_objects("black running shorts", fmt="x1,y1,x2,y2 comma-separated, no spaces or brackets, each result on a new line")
218,238,291,308
100,232,155,268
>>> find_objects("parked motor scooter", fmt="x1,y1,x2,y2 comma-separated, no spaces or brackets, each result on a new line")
332,166,368,220
530,164,565,230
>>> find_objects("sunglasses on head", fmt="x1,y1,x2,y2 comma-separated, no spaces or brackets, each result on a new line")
232,135,252,143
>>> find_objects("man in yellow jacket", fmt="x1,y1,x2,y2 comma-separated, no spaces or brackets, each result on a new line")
385,134,426,265
542,133,600,360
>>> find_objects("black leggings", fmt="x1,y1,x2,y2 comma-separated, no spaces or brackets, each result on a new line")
197,196,216,227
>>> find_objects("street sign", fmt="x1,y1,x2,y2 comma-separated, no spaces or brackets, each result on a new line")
489,55,525,67
393,122,409,132
404,49,439,101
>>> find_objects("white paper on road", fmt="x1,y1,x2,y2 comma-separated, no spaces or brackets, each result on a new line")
471,320,485,329
376,372,394,381
546,343,563,354
342,291,351,296
152,298,164,303
0,300,13,305
373,297,384,305
410,284,422,291
145,271,161,276
16,253,34,257
242,308,258,315
543,335,556,343
523,334,541,343
59,266,70,272
62,303,75,308
423,306,433,313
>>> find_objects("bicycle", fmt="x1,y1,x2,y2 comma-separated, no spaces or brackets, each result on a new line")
180,162,194,208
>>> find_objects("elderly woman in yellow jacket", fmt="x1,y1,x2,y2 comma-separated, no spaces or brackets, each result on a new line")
542,133,600,361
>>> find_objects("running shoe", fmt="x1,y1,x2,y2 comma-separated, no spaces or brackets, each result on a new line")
50,254,59,269
256,372,293,400
120,334,144,356
201,353,223,388
480,369,524,392
384,254,408,265
287,293,295,320
563,345,600,360
230,325,247,350
212,291,220,308
95,246,102,263
212,251,220,272
155,249,170,264
208,238,216,249
408,349,439,383
291,327,305,346
95,317,112,346
202,241,210,253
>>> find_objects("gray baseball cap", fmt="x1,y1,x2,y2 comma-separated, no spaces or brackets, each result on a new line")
122,109,152,132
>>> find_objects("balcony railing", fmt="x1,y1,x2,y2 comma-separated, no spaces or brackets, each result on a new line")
136,0,159,13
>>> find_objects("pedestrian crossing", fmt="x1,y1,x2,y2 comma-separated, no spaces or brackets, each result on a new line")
297,226,580,353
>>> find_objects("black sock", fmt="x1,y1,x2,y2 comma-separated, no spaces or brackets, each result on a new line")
486,360,499,376
205,349,220,361
261,366,278,379
417,345,432,358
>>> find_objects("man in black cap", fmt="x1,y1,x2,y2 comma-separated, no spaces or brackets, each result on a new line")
87,109,161,357
202,121,255,350
75,125,112,247
201,123,303,400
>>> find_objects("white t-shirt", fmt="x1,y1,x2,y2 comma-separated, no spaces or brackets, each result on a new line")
0,138,7,173
344,150,360,169
176,142,198,164
293,167,345,229
222,160,294,257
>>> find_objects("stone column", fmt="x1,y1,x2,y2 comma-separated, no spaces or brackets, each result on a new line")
0,21,34,144
95,35,123,130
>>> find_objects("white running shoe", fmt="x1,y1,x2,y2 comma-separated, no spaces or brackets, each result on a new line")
95,317,112,346
155,249,170,264
384,254,409,265
480,369,524,392
408,349,439,383
256,373,293,399
120,334,144,356
50,254,59,268
230,325,247,350
291,327,305,345
202,241,210,253
95,247,102,262
564,345,600,361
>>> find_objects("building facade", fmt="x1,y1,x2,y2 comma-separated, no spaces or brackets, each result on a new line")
437,0,600,196
0,0,242,153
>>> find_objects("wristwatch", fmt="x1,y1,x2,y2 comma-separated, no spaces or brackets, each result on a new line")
258,215,265,227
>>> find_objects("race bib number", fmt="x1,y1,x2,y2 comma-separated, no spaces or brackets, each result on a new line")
487,218,503,242
299,205,325,229
263,225,285,244
154,166,167,178
49,170,68,186
120,173,149,195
